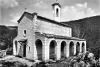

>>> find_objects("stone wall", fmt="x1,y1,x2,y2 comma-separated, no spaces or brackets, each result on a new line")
14,14,36,60
35,19,72,37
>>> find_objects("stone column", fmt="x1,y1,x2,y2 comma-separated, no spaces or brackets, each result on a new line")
13,40,17,55
84,41,87,53
66,41,70,57
56,41,61,60
42,38,49,61
74,42,76,55
80,42,82,53
33,42,37,60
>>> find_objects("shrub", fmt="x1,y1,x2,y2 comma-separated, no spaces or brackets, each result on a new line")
2,61,28,67
14,61,27,67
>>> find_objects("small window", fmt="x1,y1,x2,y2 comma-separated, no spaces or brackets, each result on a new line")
24,30,26,34
29,46,30,51
23,30,26,37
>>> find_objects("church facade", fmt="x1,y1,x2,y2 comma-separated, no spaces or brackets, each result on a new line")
13,2,86,61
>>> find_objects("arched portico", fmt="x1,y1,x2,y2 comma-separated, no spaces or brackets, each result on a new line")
61,41,66,58
35,39,42,60
49,40,57,60
69,41,74,56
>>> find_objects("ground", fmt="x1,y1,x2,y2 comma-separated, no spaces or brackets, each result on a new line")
0,55,71,67
0,53,100,67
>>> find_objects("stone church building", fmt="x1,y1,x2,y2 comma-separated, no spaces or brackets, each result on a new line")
13,2,86,61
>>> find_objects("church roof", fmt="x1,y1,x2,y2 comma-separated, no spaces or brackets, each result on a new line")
17,12,70,28
35,32,86,41
37,15,70,27
52,3,61,7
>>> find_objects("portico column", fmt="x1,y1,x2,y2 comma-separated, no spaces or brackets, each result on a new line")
56,41,61,60
33,43,37,60
84,41,87,53
13,40,17,55
80,42,82,53
66,41,69,57
42,38,49,62
74,42,77,55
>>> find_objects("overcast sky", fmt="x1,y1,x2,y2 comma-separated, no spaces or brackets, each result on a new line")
0,0,100,26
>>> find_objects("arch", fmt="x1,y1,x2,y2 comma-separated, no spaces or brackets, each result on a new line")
69,41,74,56
82,42,85,53
76,42,80,55
49,40,57,60
35,39,42,60
61,41,66,58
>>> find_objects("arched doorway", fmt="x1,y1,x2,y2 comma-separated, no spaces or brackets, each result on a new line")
49,40,57,60
35,39,42,60
82,42,85,53
76,42,80,55
69,41,74,56
61,41,66,58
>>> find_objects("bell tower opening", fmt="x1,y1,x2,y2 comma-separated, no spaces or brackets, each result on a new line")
56,8,59,17
52,0,61,22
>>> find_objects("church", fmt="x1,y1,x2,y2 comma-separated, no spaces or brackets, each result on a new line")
13,2,86,61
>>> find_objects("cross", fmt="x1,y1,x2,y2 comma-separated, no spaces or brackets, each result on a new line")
25,7,27,12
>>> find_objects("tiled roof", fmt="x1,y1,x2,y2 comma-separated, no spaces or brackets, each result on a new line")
35,32,86,41
17,12,70,28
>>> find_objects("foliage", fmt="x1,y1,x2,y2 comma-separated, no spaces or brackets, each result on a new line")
2,61,28,67
64,16,100,57
0,25,17,50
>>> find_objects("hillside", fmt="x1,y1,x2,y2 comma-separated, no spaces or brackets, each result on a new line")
63,15,100,56
0,25,17,50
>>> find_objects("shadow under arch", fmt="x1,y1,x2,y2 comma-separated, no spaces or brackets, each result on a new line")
49,40,57,60
82,42,85,53
15,40,17,52
35,39,43,60
61,41,66,58
69,41,74,56
76,42,80,55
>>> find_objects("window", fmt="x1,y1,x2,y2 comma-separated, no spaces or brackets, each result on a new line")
24,30,26,34
29,46,30,51
23,30,26,37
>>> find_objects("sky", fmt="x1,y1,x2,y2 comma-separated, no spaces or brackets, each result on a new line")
0,0,100,26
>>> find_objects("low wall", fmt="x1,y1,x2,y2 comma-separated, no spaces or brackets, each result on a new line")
0,50,7,57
